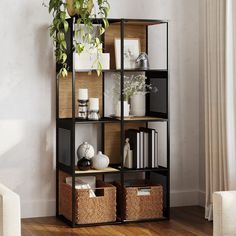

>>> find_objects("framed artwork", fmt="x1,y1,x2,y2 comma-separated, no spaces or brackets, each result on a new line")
114,38,141,69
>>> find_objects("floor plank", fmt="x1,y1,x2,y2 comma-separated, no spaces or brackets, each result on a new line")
22,206,213,236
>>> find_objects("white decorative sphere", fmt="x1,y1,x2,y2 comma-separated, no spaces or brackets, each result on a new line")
92,151,109,170
77,142,94,160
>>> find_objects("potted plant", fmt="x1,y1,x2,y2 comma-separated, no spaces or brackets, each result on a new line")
112,74,156,117
47,0,110,76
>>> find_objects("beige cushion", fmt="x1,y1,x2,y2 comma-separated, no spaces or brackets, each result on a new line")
0,184,21,236
213,191,236,236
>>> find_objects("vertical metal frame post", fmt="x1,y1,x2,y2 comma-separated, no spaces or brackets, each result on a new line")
70,17,76,227
166,21,170,219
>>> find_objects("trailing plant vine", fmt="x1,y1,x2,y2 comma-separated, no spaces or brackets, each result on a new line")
47,0,110,77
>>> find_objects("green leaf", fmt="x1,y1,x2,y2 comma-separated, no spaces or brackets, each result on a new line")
104,7,110,17
76,18,82,25
57,32,65,41
98,61,102,70
76,43,84,54
95,37,100,46
98,48,103,53
49,26,56,37
103,19,109,29
60,11,66,20
87,33,92,43
49,0,54,13
61,40,67,49
59,68,68,77
99,27,105,35
96,69,101,77
74,0,80,10
64,21,69,32
61,53,67,63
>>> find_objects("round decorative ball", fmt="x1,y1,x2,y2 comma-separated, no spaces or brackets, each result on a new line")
92,151,109,170
77,142,94,160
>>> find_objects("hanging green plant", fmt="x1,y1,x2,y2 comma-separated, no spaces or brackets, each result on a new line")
47,0,110,77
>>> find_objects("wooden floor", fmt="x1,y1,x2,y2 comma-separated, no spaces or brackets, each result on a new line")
22,206,213,236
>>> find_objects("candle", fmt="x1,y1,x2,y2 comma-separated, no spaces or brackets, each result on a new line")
89,98,99,111
78,89,88,100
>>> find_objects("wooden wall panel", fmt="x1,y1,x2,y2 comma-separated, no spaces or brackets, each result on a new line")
105,24,147,69
59,72,103,118
104,123,146,165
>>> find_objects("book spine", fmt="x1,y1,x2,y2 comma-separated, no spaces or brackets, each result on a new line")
144,132,148,168
137,132,140,168
152,130,155,168
140,131,144,168
155,131,158,167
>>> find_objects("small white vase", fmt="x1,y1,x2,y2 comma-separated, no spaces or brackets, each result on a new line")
92,151,109,170
130,93,146,116
115,101,130,117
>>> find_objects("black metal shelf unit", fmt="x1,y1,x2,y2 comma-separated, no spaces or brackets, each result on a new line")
56,18,169,227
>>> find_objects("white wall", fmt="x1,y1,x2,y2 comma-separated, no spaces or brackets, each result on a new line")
0,0,201,218
199,0,206,207
0,1,55,218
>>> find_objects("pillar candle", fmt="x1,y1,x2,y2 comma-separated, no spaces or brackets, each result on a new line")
78,89,88,100
89,98,99,111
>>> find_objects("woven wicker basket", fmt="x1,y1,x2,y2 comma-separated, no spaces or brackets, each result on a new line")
115,182,163,220
60,180,116,224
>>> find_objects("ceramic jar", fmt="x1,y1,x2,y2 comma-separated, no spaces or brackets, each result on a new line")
115,101,130,117
77,157,91,171
77,142,94,160
92,151,109,170
130,92,146,116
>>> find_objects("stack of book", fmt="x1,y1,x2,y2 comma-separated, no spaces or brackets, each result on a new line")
125,127,158,169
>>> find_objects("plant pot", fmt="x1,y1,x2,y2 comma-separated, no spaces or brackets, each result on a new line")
130,93,146,116
67,0,93,17
115,101,130,117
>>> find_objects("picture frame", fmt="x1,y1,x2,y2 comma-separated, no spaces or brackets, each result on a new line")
114,38,141,69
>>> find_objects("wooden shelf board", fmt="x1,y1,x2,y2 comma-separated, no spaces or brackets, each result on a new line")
75,167,120,174
110,20,167,26
112,116,167,121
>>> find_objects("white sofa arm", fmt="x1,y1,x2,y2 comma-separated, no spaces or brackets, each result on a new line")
0,184,21,236
213,191,236,236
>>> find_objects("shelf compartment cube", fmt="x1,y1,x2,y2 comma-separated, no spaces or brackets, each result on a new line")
59,72,103,118
104,123,146,165
104,24,147,70
115,182,163,221
60,180,116,224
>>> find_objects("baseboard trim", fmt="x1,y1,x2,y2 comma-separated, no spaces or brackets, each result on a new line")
21,200,56,218
170,190,204,207
198,190,205,207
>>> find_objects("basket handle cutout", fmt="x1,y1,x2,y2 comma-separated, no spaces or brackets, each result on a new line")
95,188,105,197
137,187,151,196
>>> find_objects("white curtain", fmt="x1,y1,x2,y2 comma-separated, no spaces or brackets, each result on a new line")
204,0,236,221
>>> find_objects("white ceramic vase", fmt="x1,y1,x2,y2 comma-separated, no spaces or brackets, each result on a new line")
130,92,146,116
92,151,109,170
115,101,130,117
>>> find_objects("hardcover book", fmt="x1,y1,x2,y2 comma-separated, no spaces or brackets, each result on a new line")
139,127,155,168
